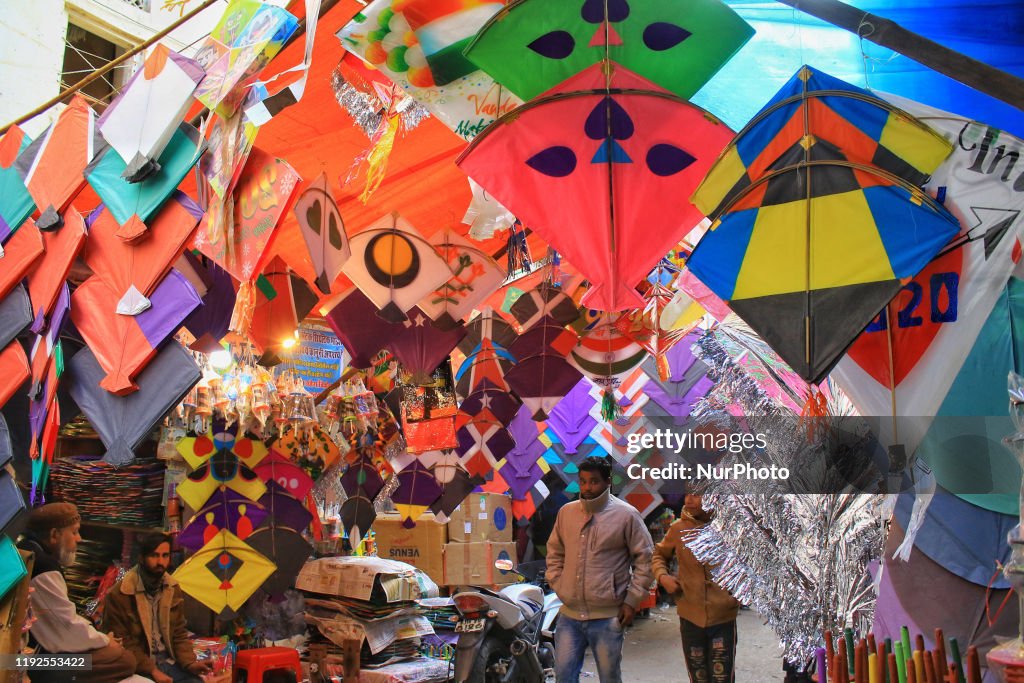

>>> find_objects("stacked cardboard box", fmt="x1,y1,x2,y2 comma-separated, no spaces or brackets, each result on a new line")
372,513,447,587
442,493,516,586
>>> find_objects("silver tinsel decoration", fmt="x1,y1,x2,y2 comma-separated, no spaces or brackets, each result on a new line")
686,327,885,667
330,68,430,139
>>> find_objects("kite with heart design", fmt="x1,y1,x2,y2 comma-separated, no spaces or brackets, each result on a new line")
294,172,350,294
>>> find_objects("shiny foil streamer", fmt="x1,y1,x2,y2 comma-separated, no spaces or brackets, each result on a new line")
330,69,429,139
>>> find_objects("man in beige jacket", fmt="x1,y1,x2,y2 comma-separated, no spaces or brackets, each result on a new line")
653,495,740,683
546,456,654,683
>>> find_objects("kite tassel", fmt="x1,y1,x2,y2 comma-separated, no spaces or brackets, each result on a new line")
656,353,671,382
799,385,830,441
506,222,531,278
356,114,400,204
601,388,620,423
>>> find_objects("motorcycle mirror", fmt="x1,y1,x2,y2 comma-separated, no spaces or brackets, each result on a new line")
494,558,515,571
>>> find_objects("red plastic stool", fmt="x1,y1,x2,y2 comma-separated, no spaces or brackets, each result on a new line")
234,647,302,683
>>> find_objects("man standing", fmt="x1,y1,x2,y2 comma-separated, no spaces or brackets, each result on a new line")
17,502,138,683
103,534,211,683
653,494,740,683
546,456,654,683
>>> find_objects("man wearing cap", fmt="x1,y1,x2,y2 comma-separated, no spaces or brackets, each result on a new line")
17,502,139,683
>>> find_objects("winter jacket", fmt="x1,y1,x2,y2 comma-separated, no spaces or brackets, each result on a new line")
545,489,654,620
102,567,197,676
652,514,739,627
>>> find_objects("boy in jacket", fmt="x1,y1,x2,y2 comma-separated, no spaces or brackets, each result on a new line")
546,457,654,683
652,495,740,683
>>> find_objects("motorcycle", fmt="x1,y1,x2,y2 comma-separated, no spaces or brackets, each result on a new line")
452,559,561,683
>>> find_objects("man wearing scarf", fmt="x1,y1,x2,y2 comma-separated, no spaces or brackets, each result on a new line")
546,456,654,683
102,534,210,683
653,495,740,683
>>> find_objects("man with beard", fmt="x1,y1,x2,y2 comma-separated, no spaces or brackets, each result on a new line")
652,494,740,683
103,534,210,683
17,502,138,683
546,456,654,683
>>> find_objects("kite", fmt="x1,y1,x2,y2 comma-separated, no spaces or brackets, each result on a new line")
254,452,314,502
505,316,582,421
272,423,341,476
687,142,961,384
66,341,201,466
14,95,100,230
245,526,312,597
458,65,734,311
545,378,598,454
614,282,689,381
419,229,505,330
97,44,205,182
84,191,203,315
386,308,467,385
176,419,269,471
294,172,350,295
456,412,516,479
0,343,29,412
640,339,712,424
390,459,443,527
618,479,663,518
84,124,203,243
0,536,27,600
24,208,86,333
342,212,451,323
258,480,313,533
192,149,300,282
0,285,31,354
464,0,753,101
70,270,202,395
0,221,43,302
172,529,276,618
0,125,35,243
693,66,955,220
182,258,237,354
509,281,580,330
178,493,269,551
459,380,522,427
248,258,320,354
177,450,268,512
454,309,519,396
505,406,547,477
323,287,397,369
429,464,484,520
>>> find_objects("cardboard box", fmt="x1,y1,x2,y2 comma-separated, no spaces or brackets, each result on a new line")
372,513,447,587
446,493,513,543
295,556,439,601
443,541,518,587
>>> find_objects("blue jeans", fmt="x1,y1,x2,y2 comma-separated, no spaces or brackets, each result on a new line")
554,616,624,683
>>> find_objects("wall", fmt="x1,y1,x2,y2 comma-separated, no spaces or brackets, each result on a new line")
0,0,224,136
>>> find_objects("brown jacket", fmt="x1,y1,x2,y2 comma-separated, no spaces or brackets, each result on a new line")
545,489,654,620
102,567,196,676
652,514,739,628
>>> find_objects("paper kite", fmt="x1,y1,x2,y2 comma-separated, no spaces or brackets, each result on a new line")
172,529,276,617
293,172,350,295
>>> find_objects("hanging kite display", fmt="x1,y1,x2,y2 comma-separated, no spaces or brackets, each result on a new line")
615,281,690,380
70,271,202,395
172,529,276,618
254,452,315,502
0,285,31,351
293,172,350,295
390,459,443,528
509,281,580,331
458,65,734,311
568,313,646,419
245,526,312,597
247,258,320,355
418,229,505,330
545,378,598,454
342,212,451,323
14,95,100,230
258,480,313,533
386,308,466,385
464,0,753,101
505,316,581,421
640,338,713,424
459,380,522,427
24,208,86,332
178,449,268,512
84,192,203,315
96,44,205,182
0,221,43,302
182,259,237,354
0,343,29,411
178,492,269,551
85,124,204,243
456,412,516,480
0,125,35,243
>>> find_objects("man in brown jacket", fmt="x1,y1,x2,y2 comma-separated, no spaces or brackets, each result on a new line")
546,456,654,683
103,534,211,683
653,495,740,683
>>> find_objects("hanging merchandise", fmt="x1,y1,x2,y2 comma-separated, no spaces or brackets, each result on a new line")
336,0,522,142
259,479,314,534
462,178,515,241
458,380,522,428
390,459,443,528
172,529,277,618
176,447,267,512
330,53,430,139
322,287,398,369
84,124,204,243
67,341,202,466
0,222,43,303
14,95,101,230
509,280,580,331
182,258,238,354
247,258,320,356
505,316,581,421
0,342,29,412
639,336,713,425
254,452,315,502
178,491,269,551
0,285,31,352
386,308,466,386
399,371,459,455
418,228,505,331
200,112,258,202
293,172,351,295
459,64,734,311
615,280,691,381
454,309,518,398
544,378,598,455
687,66,960,384
70,270,202,395
0,125,35,245
342,212,452,323
463,0,753,102
24,208,86,332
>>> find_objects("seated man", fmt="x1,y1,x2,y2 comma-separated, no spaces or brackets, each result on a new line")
17,503,139,683
103,534,211,683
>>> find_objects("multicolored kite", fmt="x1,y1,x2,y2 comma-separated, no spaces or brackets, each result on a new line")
172,529,276,618
293,172,350,295
419,229,505,331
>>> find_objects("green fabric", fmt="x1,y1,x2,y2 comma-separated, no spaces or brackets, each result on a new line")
464,0,754,101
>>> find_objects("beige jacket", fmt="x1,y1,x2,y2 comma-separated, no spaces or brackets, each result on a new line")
545,489,654,620
652,514,739,628
102,567,196,676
